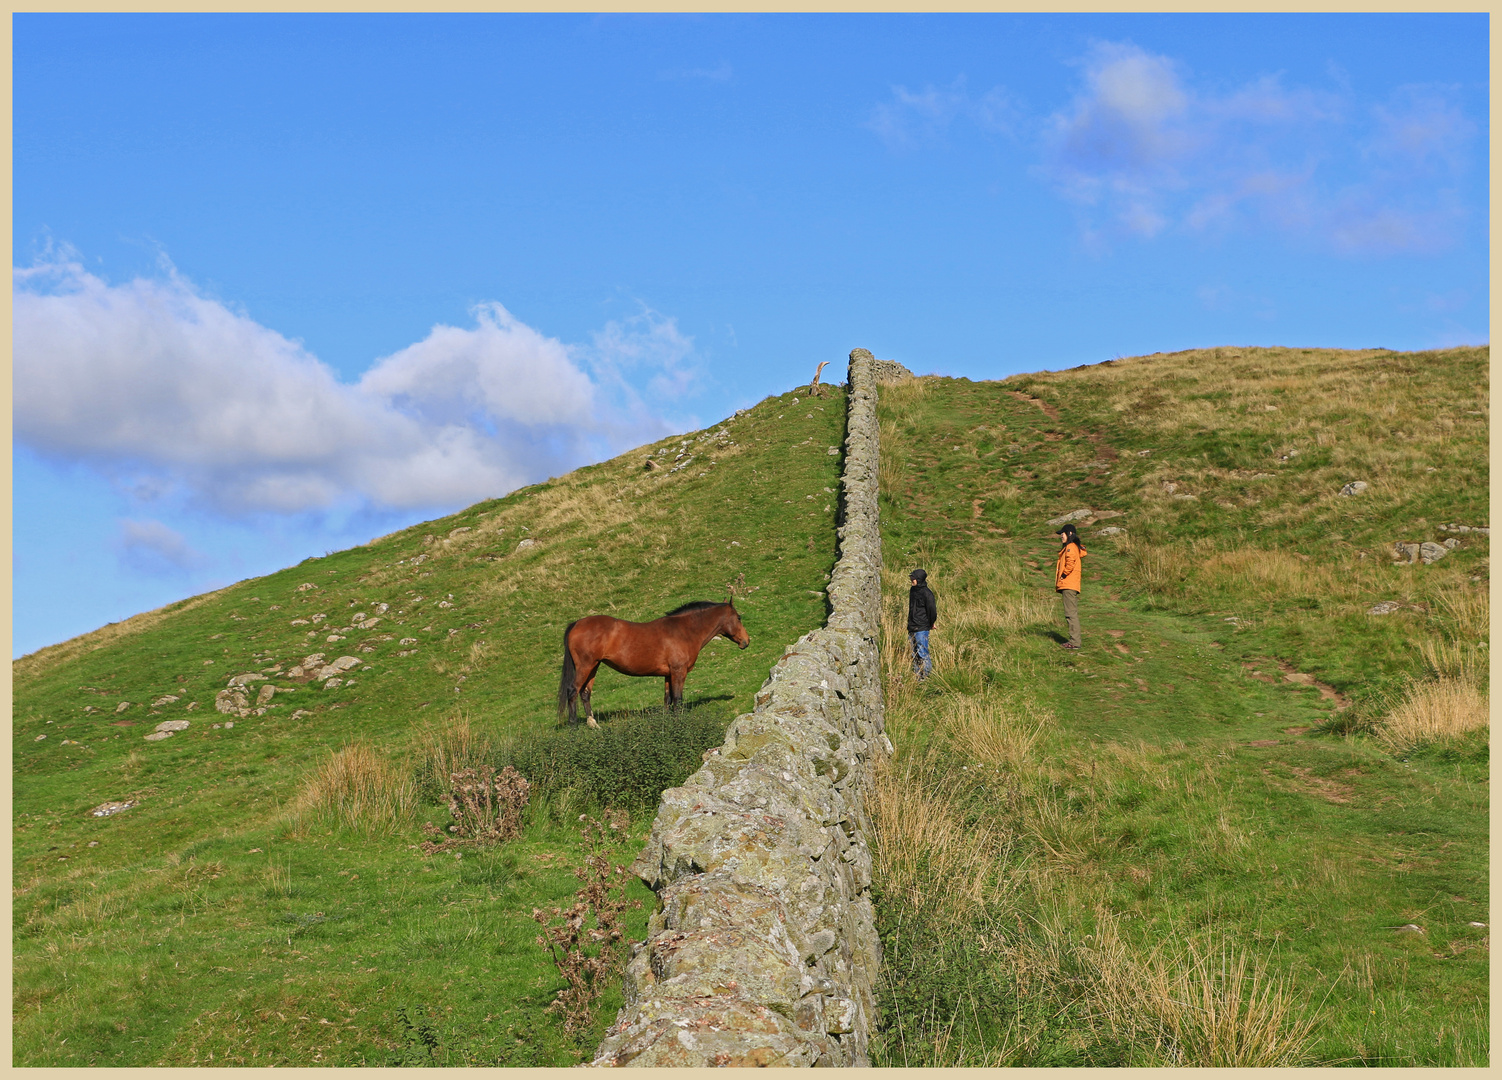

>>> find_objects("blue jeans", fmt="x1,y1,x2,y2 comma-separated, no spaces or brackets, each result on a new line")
910,630,932,678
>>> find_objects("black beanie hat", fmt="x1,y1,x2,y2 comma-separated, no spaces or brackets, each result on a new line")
910,568,927,583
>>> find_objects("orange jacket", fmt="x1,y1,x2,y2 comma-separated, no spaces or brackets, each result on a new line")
1055,540,1086,592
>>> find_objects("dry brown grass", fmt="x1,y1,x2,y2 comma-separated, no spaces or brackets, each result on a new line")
1377,677,1489,753
1418,639,1487,683
293,741,420,834
1081,921,1318,1067
941,692,1048,770
869,749,1018,921
1432,587,1489,641
415,714,502,799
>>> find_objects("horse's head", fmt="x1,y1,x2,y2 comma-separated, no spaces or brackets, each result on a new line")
722,603,750,649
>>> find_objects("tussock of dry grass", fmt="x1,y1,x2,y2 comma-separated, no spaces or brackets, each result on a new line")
1418,639,1487,682
1081,922,1318,1067
294,741,420,834
941,692,1048,770
1377,677,1489,753
870,750,1017,921
1432,588,1489,642
415,715,503,799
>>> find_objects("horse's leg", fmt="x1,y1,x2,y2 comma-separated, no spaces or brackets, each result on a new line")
668,667,687,710
582,668,599,729
663,677,672,709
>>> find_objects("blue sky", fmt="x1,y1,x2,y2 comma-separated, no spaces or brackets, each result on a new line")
13,13,1489,657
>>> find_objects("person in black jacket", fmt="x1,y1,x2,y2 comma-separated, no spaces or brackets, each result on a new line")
907,568,938,679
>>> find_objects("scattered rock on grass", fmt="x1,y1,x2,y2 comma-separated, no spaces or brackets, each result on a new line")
91,801,136,817
1368,601,1402,615
1045,508,1093,528
1096,526,1126,537
1339,481,1369,496
115,702,130,713
215,689,249,715
1392,924,1425,935
516,538,537,551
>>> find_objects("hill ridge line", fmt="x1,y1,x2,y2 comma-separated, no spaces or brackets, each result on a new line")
589,349,890,1067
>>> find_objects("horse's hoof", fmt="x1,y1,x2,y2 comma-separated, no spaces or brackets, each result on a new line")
586,717,598,729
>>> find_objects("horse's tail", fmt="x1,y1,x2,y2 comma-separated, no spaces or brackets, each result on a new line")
558,621,579,723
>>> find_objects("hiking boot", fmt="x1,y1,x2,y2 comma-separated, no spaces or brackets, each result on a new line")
1059,642,1080,650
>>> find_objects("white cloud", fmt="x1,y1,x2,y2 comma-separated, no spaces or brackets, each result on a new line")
1037,43,1476,255
117,518,205,574
588,305,702,405
14,252,680,517
1051,42,1191,178
867,77,1020,150
1368,84,1475,170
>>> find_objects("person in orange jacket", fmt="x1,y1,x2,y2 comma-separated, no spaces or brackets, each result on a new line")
1054,523,1086,649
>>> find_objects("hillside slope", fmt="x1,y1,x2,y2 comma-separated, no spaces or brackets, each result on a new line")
13,385,848,1066
869,346,1488,1067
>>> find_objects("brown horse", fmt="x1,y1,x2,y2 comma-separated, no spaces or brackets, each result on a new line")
557,601,750,727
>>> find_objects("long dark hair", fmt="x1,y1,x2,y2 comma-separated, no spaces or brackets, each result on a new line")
1059,524,1080,547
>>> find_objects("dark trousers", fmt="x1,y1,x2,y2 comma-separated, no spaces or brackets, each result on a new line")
1059,589,1080,647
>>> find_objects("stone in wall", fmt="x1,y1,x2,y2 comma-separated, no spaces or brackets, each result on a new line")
871,358,915,382
589,349,888,1068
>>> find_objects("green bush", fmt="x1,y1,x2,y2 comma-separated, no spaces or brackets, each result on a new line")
502,703,734,815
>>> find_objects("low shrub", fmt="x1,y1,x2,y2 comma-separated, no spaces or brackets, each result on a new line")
503,703,733,815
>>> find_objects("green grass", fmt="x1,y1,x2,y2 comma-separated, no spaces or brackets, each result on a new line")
869,349,1488,1067
12,386,847,1066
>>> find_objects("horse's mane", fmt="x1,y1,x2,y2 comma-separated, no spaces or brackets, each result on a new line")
665,600,729,616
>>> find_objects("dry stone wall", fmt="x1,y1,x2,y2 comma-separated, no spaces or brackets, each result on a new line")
589,349,889,1067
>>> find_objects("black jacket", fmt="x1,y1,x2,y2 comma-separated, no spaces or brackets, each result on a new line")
907,584,938,632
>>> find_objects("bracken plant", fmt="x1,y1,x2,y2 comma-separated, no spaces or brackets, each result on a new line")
420,764,530,854
533,813,642,1033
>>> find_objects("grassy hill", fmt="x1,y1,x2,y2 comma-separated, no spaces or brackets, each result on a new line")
13,386,848,1066
867,346,1488,1066
14,345,1489,1068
